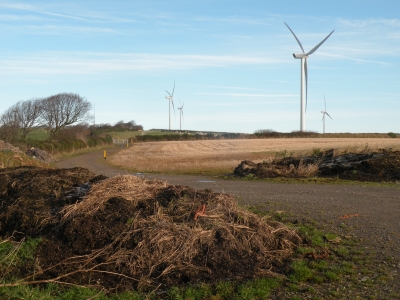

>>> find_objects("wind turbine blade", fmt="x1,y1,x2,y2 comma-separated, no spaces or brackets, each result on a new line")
171,99,175,115
324,94,326,111
284,22,305,53
165,90,171,96
172,80,175,96
306,29,334,56
326,112,333,120
305,58,308,111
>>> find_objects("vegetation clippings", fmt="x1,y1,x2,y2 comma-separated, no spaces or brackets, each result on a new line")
234,149,400,182
0,168,303,293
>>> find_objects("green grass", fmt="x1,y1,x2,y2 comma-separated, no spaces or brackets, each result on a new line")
0,278,282,300
0,237,42,266
289,260,314,283
0,237,43,284
0,283,148,300
26,128,50,141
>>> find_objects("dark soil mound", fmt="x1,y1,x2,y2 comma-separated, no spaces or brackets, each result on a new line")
0,166,102,237
234,150,400,182
25,147,55,163
0,168,301,293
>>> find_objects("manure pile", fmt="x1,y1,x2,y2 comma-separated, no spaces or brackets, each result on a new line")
234,149,400,182
0,167,301,292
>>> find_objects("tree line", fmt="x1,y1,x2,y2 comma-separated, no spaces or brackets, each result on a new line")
0,93,92,142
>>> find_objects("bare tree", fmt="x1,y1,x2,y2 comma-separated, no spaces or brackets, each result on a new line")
40,93,92,138
0,98,44,141
16,99,44,139
0,107,20,143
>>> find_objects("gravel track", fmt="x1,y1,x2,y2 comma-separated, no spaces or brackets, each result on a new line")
55,147,400,298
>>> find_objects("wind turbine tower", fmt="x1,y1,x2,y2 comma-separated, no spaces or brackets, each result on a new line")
321,94,333,134
285,22,334,132
165,81,175,130
177,101,184,131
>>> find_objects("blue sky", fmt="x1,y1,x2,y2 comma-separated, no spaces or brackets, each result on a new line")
0,1,399,134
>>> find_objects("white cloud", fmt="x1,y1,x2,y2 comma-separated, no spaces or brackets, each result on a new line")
0,52,283,77
197,92,296,98
0,2,89,21
337,18,400,29
0,14,41,21
319,52,392,66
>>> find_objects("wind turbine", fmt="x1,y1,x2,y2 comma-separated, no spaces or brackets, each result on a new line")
284,22,334,132
165,81,175,130
177,100,184,131
321,94,333,134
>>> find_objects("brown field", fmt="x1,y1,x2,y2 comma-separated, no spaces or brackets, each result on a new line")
109,138,400,175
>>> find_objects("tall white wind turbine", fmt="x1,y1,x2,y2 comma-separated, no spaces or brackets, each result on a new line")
177,100,184,131
284,22,334,132
165,81,175,130
321,94,333,134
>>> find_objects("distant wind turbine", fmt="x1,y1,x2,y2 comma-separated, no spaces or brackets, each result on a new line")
321,94,333,134
177,100,184,131
165,81,175,130
284,22,334,132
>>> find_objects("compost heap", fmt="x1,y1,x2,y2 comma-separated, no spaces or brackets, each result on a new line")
0,166,301,292
234,149,400,182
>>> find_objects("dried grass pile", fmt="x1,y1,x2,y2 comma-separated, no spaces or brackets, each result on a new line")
22,174,301,292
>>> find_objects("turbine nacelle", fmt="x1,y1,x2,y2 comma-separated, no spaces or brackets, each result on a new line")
293,53,308,59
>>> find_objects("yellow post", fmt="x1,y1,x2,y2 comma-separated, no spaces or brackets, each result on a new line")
126,140,128,148
104,150,106,159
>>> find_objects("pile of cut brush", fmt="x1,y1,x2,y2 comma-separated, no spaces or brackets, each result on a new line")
0,166,301,293
234,149,400,182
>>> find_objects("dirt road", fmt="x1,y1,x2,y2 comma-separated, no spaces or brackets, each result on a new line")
55,147,400,293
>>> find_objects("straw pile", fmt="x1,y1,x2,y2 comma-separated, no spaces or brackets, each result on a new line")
51,175,301,291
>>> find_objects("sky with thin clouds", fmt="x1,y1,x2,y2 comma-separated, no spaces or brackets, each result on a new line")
0,0,399,133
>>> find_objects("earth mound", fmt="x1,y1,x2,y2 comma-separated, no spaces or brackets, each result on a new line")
234,149,400,182
25,147,55,163
0,167,301,293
